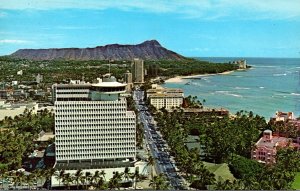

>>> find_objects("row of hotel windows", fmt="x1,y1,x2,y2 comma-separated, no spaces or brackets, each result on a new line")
56,114,134,118
55,119,135,123
56,92,89,94
55,103,126,107
55,133,135,138
56,153,135,159
55,118,135,122
55,107,126,113
55,113,127,117
56,143,135,148
55,109,126,113
56,107,126,110
55,114,128,118
56,88,89,91
55,141,136,145
56,129,135,133
56,134,135,138
152,103,182,105
56,146,135,153
57,147,135,152
56,105,126,109
56,87,90,90
55,121,135,125
152,103,182,106
56,138,135,143
55,124,135,129
56,142,135,146
55,118,135,124
151,100,182,103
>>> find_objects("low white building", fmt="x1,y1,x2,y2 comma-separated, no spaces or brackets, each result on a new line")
51,161,148,187
149,93,184,110
147,88,184,110
0,101,38,120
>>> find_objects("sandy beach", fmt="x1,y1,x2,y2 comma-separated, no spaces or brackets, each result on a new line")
164,70,234,83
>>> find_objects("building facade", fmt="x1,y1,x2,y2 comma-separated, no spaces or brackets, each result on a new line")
251,129,299,164
131,58,144,84
124,71,133,92
146,88,184,110
270,111,294,123
53,76,136,163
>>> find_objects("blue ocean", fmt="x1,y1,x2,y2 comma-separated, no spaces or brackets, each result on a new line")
163,57,300,119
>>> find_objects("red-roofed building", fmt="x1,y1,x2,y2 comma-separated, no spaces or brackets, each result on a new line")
251,130,300,164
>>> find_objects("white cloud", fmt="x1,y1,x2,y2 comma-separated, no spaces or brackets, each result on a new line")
0,39,33,44
0,0,300,20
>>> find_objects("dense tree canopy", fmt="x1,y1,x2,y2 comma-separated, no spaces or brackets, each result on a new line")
0,56,238,84
0,109,54,170
153,108,299,190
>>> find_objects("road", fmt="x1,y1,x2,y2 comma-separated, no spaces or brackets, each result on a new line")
133,89,186,190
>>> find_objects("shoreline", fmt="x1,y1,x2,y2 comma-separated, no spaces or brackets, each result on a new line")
164,70,235,83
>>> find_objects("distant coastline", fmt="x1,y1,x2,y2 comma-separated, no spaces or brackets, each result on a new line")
162,57,300,119
164,70,235,83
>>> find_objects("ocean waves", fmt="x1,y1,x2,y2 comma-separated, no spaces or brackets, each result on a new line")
291,93,300,96
273,73,287,76
234,87,250,90
164,57,300,119
215,90,243,98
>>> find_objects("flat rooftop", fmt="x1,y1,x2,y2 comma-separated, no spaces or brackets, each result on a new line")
148,93,183,98
256,136,288,148
147,88,183,93
55,160,134,170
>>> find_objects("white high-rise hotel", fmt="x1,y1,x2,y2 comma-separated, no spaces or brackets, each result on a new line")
53,76,136,164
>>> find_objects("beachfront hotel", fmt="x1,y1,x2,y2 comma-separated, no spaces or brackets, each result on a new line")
146,88,184,110
51,75,146,187
270,111,294,123
251,129,300,164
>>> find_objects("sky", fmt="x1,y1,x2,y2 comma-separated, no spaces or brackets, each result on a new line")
0,0,300,58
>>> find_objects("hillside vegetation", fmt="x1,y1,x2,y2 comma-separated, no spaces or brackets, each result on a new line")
0,57,238,83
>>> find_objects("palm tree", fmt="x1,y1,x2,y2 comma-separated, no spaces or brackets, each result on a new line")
84,171,92,189
74,169,83,189
123,167,131,183
191,163,216,190
108,171,122,190
96,177,106,190
44,168,56,189
55,169,65,187
145,155,155,180
91,170,100,188
149,173,169,190
100,170,106,182
62,172,73,190
131,168,144,190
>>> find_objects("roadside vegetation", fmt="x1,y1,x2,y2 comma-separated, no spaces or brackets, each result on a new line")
151,97,300,189
0,109,54,170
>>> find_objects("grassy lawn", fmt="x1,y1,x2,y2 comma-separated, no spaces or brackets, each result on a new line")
292,172,300,189
203,162,235,181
